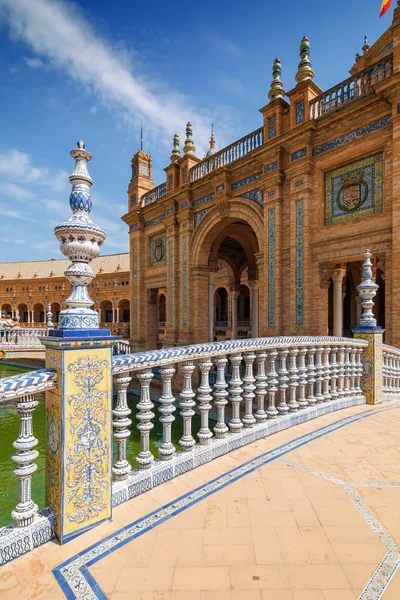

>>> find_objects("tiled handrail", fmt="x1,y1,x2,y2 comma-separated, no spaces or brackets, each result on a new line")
0,368,57,402
141,181,167,207
110,336,368,491
0,327,47,348
310,54,393,119
382,343,400,394
190,127,264,183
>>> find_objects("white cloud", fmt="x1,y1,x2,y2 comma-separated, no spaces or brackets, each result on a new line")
24,56,46,69
40,198,66,216
0,149,44,183
49,169,69,192
0,0,216,148
1,182,36,201
0,204,38,222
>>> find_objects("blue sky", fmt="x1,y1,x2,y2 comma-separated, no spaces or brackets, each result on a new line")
0,0,394,262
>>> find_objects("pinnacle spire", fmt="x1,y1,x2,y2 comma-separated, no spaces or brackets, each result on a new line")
268,58,285,100
206,123,216,156
295,36,314,83
170,133,181,162
183,122,196,155
362,35,370,54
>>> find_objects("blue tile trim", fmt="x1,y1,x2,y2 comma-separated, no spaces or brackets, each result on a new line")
216,184,224,193
237,188,264,207
193,193,214,208
313,115,391,157
0,368,57,401
291,147,307,162
194,207,211,229
268,208,275,327
265,161,278,173
180,201,189,209
231,171,262,190
144,214,165,228
378,41,393,55
295,199,304,327
129,223,138,231
53,404,400,599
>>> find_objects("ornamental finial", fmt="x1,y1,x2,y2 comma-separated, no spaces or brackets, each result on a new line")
295,36,314,83
362,35,370,54
53,141,106,331
206,123,216,156
183,122,196,155
268,58,285,100
356,249,379,328
170,133,181,162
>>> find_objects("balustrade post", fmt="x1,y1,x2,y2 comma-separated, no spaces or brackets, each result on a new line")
322,347,331,402
288,348,299,412
343,347,351,396
112,374,132,481
254,351,268,422
306,347,317,406
197,359,213,444
350,348,357,395
213,356,229,437
136,369,155,469
297,348,308,409
355,348,363,394
314,348,324,404
158,367,176,460
242,352,256,427
179,361,196,450
277,349,289,415
228,354,244,432
11,394,39,527
337,348,345,398
330,347,339,400
266,350,278,418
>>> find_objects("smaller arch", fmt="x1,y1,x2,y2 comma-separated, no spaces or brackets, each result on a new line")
33,303,45,323
1,303,12,317
158,294,166,326
237,284,250,327
17,303,28,323
99,300,113,323
214,287,228,326
118,299,130,323
51,302,61,324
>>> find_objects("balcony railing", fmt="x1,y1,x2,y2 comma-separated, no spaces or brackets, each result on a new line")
0,327,47,348
310,54,393,119
141,181,167,207
190,127,264,183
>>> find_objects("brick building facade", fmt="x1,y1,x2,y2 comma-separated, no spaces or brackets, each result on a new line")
122,6,400,351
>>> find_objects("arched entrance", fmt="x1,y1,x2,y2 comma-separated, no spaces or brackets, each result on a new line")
100,300,113,324
17,303,28,323
192,214,262,343
118,299,130,323
33,303,45,324
51,302,61,324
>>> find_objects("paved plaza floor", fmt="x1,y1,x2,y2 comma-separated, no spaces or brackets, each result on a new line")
2,402,400,599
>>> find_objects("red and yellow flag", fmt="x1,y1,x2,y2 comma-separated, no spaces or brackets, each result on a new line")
380,0,392,16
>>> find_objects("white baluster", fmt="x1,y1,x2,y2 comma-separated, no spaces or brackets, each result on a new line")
322,347,331,402
179,361,196,451
330,346,339,401
288,348,299,412
350,348,357,395
297,348,308,409
306,347,317,406
197,359,213,444
158,367,176,460
213,356,229,438
277,348,289,416
254,351,268,422
112,374,132,480
228,354,244,432
136,369,155,469
266,349,278,418
242,352,256,427
337,347,345,398
314,348,324,404
356,347,363,395
11,394,39,527
343,347,351,396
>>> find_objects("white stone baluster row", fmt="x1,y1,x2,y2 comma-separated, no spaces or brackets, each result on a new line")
383,350,400,394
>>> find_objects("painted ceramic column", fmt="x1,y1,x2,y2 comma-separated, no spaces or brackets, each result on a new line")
332,268,346,337
42,142,115,544
353,249,383,404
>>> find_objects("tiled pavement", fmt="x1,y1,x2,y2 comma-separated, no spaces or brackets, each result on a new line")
2,403,400,599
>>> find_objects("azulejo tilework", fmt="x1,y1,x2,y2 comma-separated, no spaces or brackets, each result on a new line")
0,368,57,401
313,115,391,156
150,233,166,265
216,184,224,193
268,208,275,327
325,153,383,226
180,201,189,209
132,240,138,335
144,213,165,228
130,194,136,207
265,160,278,173
378,40,393,55
166,208,174,216
291,147,307,162
295,100,305,124
231,171,262,190
168,241,173,326
295,179,303,187
237,188,264,207
52,403,400,599
268,116,276,139
193,193,214,208
194,207,211,229
295,199,304,328
268,190,276,197
129,223,138,231
182,237,188,327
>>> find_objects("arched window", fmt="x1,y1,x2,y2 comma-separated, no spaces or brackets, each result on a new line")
158,294,166,326
215,288,228,325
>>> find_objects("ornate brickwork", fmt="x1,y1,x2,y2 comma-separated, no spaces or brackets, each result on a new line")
182,237,188,327
313,115,391,156
295,100,305,124
231,172,262,190
265,161,278,173
268,116,276,139
291,148,307,162
150,234,166,265
168,241,173,326
194,207,211,229
237,188,264,207
193,193,214,208
132,240,138,336
325,154,383,225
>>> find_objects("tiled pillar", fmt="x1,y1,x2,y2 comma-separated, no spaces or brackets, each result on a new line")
43,337,114,542
353,329,383,404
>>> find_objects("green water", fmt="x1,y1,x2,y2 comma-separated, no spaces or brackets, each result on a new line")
0,364,205,528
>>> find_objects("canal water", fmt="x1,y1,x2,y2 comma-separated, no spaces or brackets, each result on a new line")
0,364,205,528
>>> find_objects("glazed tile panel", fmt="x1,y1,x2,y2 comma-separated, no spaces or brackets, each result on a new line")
325,154,383,225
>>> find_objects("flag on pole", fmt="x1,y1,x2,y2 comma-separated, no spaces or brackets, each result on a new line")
380,0,392,16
